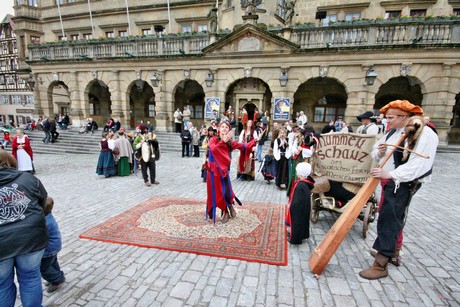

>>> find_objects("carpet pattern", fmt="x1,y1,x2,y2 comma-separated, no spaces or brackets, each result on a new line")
80,196,288,266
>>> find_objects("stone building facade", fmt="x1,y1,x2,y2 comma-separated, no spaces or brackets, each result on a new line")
12,0,460,144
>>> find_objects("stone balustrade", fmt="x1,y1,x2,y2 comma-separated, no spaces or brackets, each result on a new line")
27,20,460,62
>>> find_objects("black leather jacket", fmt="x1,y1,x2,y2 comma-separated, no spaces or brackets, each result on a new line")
0,168,48,261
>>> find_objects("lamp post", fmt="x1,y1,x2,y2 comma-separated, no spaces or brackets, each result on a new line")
279,69,288,87
150,73,160,87
205,70,214,87
365,67,377,85
27,73,35,90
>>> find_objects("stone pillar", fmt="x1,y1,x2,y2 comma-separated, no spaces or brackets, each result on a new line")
69,71,85,127
153,70,170,132
110,70,126,126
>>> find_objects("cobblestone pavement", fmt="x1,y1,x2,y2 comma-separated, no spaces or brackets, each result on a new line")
23,150,459,306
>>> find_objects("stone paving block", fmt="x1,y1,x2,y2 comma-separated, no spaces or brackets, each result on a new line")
243,276,258,287
216,277,234,297
209,296,228,307
194,275,208,290
201,285,216,303
278,286,294,305
181,270,201,283
328,277,352,296
161,297,184,307
236,286,257,306
170,281,195,300
427,267,451,278
131,284,149,299
185,289,202,306
106,276,130,291
246,262,261,277
382,284,405,303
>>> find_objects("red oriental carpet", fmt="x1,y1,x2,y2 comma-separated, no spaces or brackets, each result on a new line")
80,196,288,266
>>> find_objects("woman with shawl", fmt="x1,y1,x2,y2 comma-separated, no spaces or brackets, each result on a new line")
206,121,255,223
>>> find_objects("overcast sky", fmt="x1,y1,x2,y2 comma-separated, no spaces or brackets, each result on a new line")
1,1,15,17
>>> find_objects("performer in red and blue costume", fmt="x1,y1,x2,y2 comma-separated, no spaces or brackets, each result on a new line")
206,121,256,224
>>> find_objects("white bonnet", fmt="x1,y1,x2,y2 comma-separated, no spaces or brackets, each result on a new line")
296,162,312,178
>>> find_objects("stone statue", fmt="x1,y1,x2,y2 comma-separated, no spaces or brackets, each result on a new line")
208,8,218,34
241,0,261,16
284,0,296,26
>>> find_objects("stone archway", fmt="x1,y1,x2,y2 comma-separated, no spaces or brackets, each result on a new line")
128,79,155,128
374,76,423,113
173,80,205,124
84,79,111,126
225,77,272,125
47,81,71,118
448,93,460,144
294,77,347,131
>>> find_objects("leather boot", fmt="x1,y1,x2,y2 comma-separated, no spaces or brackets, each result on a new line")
229,206,237,218
221,211,230,224
370,249,401,266
359,253,389,280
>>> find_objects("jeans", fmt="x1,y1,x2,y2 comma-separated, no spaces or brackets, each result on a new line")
42,130,51,143
256,144,263,161
40,255,65,285
0,249,45,307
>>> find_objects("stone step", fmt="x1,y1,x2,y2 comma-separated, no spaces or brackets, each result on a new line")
24,128,202,155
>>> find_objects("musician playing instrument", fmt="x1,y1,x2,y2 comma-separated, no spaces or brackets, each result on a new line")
133,124,159,187
359,100,438,280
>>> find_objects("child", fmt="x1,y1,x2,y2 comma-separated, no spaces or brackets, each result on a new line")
41,197,66,293
285,162,315,244
259,147,276,183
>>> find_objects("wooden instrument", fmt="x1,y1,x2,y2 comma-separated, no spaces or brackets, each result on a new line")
308,133,406,275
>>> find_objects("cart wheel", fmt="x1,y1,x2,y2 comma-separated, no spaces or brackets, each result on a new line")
310,196,320,224
361,202,373,238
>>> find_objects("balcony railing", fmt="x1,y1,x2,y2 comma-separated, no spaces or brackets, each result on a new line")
13,5,41,20
27,19,460,63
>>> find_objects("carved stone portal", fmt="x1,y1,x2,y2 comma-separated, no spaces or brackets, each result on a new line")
238,37,261,52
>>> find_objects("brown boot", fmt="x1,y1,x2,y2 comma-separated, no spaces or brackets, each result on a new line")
221,211,230,224
370,249,401,266
359,253,389,280
229,206,237,218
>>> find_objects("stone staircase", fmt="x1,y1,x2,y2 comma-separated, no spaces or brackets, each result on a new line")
24,128,190,155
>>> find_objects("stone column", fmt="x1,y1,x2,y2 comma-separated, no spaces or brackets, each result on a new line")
69,71,85,127
153,70,170,132
110,70,126,126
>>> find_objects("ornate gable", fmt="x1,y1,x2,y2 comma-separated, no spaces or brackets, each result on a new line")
202,24,299,55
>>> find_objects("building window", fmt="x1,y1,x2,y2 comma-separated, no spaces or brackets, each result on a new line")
181,25,192,33
68,0,76,3
277,0,287,19
28,0,38,6
385,11,401,19
118,30,128,37
70,34,79,41
322,14,337,26
453,9,460,16
313,96,345,123
1,95,8,104
197,24,208,32
142,29,152,36
30,36,41,44
344,12,361,21
12,95,21,104
26,95,34,104
56,0,64,4
195,105,203,119
149,104,155,117
83,33,92,39
106,31,114,38
410,10,426,17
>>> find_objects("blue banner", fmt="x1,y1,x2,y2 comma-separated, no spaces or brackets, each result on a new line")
273,98,291,120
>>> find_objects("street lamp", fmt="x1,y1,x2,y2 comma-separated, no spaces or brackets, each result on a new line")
27,74,35,90
279,69,288,87
150,73,160,87
205,70,214,87
365,67,377,86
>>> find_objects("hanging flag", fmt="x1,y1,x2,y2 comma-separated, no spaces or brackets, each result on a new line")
87,0,95,37
125,0,132,35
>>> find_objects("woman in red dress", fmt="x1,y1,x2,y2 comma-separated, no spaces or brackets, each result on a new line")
206,121,255,223
237,120,258,181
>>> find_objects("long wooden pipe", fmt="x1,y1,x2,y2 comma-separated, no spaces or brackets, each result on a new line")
308,133,407,275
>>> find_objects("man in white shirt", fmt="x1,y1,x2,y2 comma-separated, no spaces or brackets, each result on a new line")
359,100,438,280
356,111,379,135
